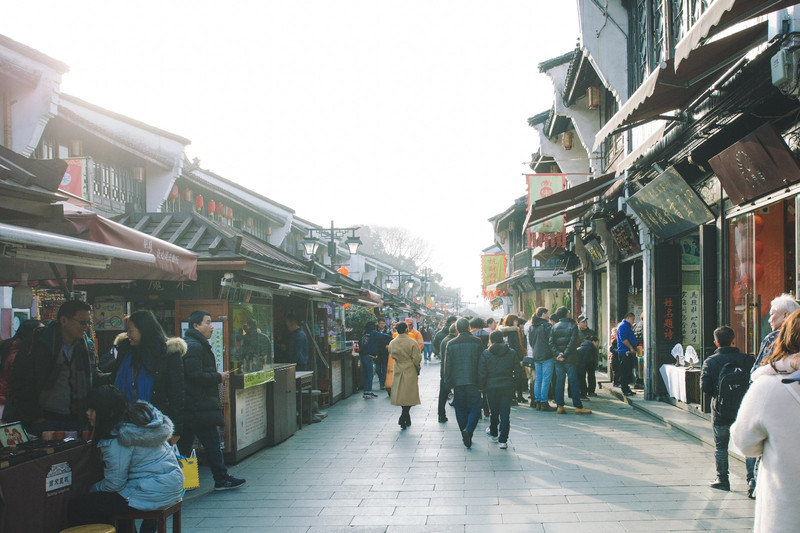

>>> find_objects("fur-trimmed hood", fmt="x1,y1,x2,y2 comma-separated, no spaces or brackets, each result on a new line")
113,333,187,358
114,402,174,448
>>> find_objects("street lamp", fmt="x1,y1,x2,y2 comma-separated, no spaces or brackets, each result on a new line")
301,220,362,264
384,273,415,291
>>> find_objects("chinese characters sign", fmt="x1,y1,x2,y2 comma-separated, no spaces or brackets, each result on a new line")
627,167,713,240
526,173,565,233
481,254,506,298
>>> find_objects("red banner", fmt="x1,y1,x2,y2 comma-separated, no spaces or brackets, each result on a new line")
60,158,87,198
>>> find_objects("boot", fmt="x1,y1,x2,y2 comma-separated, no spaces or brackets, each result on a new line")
708,476,730,491
556,406,566,414
540,402,556,412
574,407,592,414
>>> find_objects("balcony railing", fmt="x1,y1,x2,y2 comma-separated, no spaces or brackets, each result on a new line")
512,249,532,272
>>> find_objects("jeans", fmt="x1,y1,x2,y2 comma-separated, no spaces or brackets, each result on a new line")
453,384,482,434
533,359,554,402
423,342,432,361
486,388,513,443
555,362,583,408
375,359,387,388
713,423,731,479
745,456,758,483
179,423,228,482
360,354,375,392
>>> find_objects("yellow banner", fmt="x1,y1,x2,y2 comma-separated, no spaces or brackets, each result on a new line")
481,254,506,290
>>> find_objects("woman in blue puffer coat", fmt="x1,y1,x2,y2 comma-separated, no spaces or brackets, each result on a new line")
68,385,183,531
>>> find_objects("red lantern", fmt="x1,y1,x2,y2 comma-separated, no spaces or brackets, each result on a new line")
344,303,350,309
207,199,216,215
169,184,179,200
216,202,224,216
337,267,349,276
195,194,204,211
226,207,233,220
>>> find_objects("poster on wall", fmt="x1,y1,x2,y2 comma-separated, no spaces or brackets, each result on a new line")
10,309,30,337
181,321,225,371
681,288,700,348
235,384,267,449
94,299,126,331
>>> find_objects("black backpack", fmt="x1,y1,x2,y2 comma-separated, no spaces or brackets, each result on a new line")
715,355,750,421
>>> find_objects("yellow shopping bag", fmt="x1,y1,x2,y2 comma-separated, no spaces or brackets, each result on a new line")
174,446,199,490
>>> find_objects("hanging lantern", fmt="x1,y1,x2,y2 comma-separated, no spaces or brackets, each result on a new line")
337,267,349,276
169,184,179,200
216,202,224,216
586,86,601,109
246,216,254,228
207,199,216,215
182,188,193,202
226,207,233,220
562,131,574,150
195,194,204,212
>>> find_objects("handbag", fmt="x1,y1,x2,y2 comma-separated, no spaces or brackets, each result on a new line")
173,445,199,490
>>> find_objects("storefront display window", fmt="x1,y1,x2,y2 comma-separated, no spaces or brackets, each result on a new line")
728,199,796,354
230,301,274,373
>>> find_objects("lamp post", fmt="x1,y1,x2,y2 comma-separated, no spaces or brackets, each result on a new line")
384,272,415,293
300,220,362,265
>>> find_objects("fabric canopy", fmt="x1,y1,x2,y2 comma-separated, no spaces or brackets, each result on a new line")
675,0,796,69
593,21,767,151
523,173,620,230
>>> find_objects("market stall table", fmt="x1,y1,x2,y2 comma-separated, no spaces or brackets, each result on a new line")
659,364,701,403
0,441,103,533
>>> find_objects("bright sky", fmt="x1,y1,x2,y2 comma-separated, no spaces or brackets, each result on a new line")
2,1,579,311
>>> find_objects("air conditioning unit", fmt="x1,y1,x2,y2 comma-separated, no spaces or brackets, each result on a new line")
770,8,800,97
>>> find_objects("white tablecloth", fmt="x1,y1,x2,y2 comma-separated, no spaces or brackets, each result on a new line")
660,364,688,402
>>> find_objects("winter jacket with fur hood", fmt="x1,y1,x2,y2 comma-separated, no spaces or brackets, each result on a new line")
106,333,186,436
92,403,183,511
732,356,800,533
478,344,516,391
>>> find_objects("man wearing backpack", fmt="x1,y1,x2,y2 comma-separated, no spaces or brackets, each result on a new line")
701,326,755,491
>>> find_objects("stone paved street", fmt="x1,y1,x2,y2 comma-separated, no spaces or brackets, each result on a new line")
181,361,755,532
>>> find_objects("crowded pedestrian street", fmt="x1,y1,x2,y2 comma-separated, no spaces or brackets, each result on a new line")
181,362,755,533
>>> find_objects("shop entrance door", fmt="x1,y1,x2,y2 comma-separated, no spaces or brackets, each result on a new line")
728,199,796,355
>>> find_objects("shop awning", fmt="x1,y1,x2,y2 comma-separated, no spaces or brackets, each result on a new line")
485,270,529,294
615,124,667,173
593,21,767,152
524,173,620,229
0,221,156,282
675,0,796,69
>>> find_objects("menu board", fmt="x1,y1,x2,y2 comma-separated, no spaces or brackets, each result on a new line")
627,167,713,240
235,384,267,449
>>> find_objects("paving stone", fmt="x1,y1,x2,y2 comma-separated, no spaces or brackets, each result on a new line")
181,364,755,532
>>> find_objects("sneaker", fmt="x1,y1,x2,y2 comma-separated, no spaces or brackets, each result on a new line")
557,406,566,414
709,477,730,491
363,393,375,399
499,442,508,449
747,479,756,499
215,475,246,491
574,407,592,414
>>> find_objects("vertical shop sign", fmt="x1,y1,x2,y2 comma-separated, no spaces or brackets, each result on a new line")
60,158,87,198
654,244,683,366
481,254,506,298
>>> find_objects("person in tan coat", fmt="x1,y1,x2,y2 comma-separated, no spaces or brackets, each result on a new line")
389,322,422,430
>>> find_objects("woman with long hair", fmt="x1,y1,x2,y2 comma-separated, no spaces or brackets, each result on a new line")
732,308,800,532
67,385,183,530
109,310,186,444
498,314,525,404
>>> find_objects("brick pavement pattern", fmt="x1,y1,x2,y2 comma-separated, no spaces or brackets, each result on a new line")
181,360,755,532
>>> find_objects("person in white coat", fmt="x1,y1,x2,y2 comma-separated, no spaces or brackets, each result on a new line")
732,309,800,533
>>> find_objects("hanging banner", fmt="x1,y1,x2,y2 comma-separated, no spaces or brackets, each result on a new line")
60,158,87,198
481,254,506,297
527,173,565,246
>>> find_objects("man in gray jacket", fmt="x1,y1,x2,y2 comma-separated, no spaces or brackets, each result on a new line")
444,318,484,448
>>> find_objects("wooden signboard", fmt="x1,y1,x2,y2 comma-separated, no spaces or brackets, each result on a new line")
611,218,641,259
627,167,713,240
709,123,800,206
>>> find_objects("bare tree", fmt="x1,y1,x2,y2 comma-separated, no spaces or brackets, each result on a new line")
358,225,430,271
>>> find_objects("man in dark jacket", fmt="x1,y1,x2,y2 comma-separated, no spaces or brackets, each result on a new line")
8,300,104,435
549,307,591,414
529,307,555,411
179,310,245,491
700,326,755,491
478,330,516,448
284,313,309,371
375,318,393,390
577,335,599,398
444,318,484,448
437,324,457,423
433,316,457,359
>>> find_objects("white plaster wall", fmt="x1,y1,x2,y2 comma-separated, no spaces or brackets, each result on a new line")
577,0,630,102
0,44,63,156
532,122,590,186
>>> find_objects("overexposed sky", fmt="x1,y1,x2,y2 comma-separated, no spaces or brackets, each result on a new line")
2,1,579,307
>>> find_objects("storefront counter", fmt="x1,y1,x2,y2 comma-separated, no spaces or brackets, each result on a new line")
0,441,103,532
659,364,702,404
227,368,272,463
265,363,297,446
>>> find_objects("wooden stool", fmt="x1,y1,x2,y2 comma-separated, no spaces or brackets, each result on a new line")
60,525,116,533
111,500,181,533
